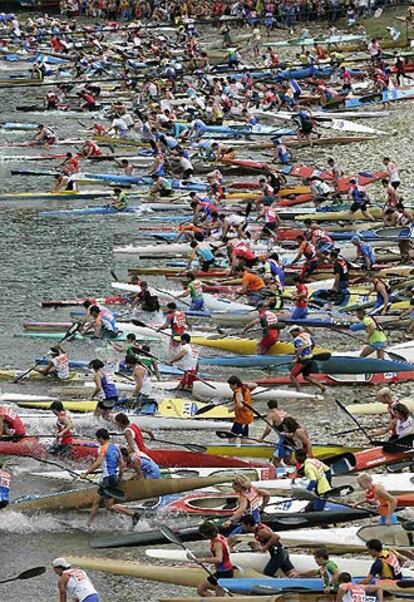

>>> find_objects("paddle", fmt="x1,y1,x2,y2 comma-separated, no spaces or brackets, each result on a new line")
215,430,274,447
0,566,46,584
159,525,234,597
330,326,407,363
28,457,127,502
146,435,206,453
13,322,81,383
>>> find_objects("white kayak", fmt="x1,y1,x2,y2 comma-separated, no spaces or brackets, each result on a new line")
240,524,413,551
348,398,414,416
144,549,414,577
0,393,57,402
192,381,322,402
19,411,228,431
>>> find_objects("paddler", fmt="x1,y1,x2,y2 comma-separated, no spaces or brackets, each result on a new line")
300,549,340,592
36,345,70,380
259,400,289,445
84,428,140,528
362,538,405,583
295,449,333,509
351,236,376,271
110,188,129,211
227,375,256,441
82,303,118,338
367,273,390,315
330,249,350,294
236,266,266,306
130,282,161,316
188,239,216,271
33,124,56,145
376,387,399,423
48,400,73,457
373,402,414,454
52,557,101,602
242,302,281,355
59,152,79,177
45,90,59,110
177,271,205,310
221,475,270,532
351,308,387,360
124,354,154,403
348,181,376,222
89,359,119,418
0,467,11,509
352,473,398,526
274,416,313,466
292,276,309,320
80,139,102,159
157,302,188,352
114,414,159,479
195,521,234,597
290,235,319,278
294,106,314,146
170,333,199,391
0,406,26,439
236,515,298,577
288,325,326,392
337,572,384,602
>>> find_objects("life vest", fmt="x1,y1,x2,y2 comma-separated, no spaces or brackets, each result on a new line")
233,384,254,425
375,550,402,579
340,583,368,602
211,534,232,571
55,410,73,445
168,310,186,335
300,240,316,260
242,486,263,512
258,309,279,333
126,423,147,452
294,331,314,359
0,407,25,436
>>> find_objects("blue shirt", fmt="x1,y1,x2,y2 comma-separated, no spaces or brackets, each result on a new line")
101,370,118,399
100,442,121,478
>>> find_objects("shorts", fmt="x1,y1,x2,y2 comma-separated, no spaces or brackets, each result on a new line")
0,501,9,509
159,189,173,197
99,475,120,499
291,306,308,320
369,341,386,349
183,168,194,179
231,422,249,438
274,434,294,459
178,368,198,390
299,123,313,134
259,331,279,354
201,258,214,272
141,458,161,479
350,201,369,213
82,594,100,602
301,258,318,278
391,181,400,190
290,359,313,377
264,549,294,577
191,297,205,311
264,222,277,232
207,568,234,585
247,292,263,306
97,396,119,410
48,442,72,457
379,514,398,525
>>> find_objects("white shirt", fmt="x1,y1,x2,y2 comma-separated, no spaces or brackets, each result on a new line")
179,343,199,370
51,354,70,380
386,162,400,183
64,569,97,602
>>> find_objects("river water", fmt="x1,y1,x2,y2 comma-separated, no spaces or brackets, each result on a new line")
1,21,414,602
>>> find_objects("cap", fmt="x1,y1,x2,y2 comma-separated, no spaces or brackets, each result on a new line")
288,324,301,333
52,558,71,569
351,235,361,243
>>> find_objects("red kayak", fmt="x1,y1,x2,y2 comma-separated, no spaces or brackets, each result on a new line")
0,436,98,461
327,446,414,474
257,371,414,387
0,437,266,469
41,296,126,308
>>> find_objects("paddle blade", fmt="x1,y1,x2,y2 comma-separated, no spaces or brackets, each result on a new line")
215,430,234,439
18,566,46,580
193,403,216,416
99,486,127,502
159,525,184,547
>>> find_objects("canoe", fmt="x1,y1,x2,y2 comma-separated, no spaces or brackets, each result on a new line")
347,399,414,416
7,474,234,513
206,443,362,460
192,381,321,402
0,434,265,469
145,549,414,579
64,556,258,587
89,509,369,548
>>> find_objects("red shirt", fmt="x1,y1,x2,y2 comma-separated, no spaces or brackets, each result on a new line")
295,283,308,309
0,407,25,436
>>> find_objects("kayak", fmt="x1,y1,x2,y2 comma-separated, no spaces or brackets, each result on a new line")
294,207,383,222
0,368,84,382
39,205,142,217
206,443,362,460
41,295,127,308
347,398,414,416
145,549,414,577
262,33,367,48
192,381,322,402
0,393,57,402
0,435,265,469
88,509,370,549
191,337,329,356
326,445,414,475
219,577,414,595
344,86,414,108
174,121,295,137
256,371,414,387
199,354,414,375
8,474,233,513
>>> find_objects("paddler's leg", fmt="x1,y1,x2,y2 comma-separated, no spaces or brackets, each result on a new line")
290,360,304,391
359,345,374,358
86,493,102,527
361,208,376,222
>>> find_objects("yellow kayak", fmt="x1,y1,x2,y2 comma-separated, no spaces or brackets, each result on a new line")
191,337,329,356
295,208,382,222
348,398,414,416
0,370,81,382
206,443,362,459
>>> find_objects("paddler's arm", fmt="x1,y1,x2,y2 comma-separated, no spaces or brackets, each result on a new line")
241,317,259,333
378,283,389,314
290,250,303,265
176,288,190,298
364,585,384,602
372,419,395,437
90,373,102,399
259,528,280,553
84,451,104,476
223,494,249,527
58,573,70,602
298,428,312,456
256,487,271,510
375,484,398,521
170,349,186,364
124,428,137,454
110,341,125,353
118,450,126,479
259,417,273,441
133,367,144,397
141,426,155,440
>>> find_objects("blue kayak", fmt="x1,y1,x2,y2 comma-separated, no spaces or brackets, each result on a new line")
219,577,328,594
200,354,414,374
0,122,40,130
345,86,414,108
39,206,141,217
81,172,208,191
331,226,414,241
